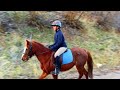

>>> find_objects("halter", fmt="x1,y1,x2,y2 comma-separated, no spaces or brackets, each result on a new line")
22,42,32,55
28,41,33,57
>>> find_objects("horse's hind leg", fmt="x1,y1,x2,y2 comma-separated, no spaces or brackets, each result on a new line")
76,65,84,79
52,74,58,79
83,68,88,79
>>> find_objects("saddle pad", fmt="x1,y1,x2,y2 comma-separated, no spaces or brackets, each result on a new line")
61,49,73,65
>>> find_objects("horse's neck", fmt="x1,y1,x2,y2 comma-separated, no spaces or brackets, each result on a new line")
35,50,53,67
32,42,53,64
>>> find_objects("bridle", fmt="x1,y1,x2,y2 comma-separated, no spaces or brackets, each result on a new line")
23,33,50,58
28,42,33,57
22,42,33,58
27,41,50,58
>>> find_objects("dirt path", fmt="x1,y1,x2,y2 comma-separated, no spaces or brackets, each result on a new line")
46,66,120,79
7,66,120,79
93,68,120,79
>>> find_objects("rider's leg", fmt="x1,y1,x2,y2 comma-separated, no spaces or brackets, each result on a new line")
52,47,67,75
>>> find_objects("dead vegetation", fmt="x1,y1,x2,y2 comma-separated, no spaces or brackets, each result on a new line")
64,11,86,33
27,11,45,31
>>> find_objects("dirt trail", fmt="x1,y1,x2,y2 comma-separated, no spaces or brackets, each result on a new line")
7,66,120,79
46,66,120,79
93,68,120,79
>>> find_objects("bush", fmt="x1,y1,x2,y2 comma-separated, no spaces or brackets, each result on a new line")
64,11,85,32
26,11,46,31
95,12,113,31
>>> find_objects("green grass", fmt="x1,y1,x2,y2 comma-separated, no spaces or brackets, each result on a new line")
1,16,120,78
79,19,120,69
66,19,120,69
0,24,56,79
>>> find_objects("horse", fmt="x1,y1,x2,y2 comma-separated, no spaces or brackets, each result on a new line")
21,39,93,79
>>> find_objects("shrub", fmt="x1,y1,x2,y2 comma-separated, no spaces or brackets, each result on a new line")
64,11,85,32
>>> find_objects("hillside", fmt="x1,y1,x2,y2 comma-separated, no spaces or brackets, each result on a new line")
0,11,120,79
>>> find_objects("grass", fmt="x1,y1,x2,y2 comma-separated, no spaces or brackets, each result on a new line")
0,24,56,79
66,19,120,69
1,15,120,78
80,19,120,69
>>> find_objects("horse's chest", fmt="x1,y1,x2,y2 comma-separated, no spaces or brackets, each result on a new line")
41,62,51,73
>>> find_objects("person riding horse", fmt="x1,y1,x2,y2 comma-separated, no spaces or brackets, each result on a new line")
48,20,67,75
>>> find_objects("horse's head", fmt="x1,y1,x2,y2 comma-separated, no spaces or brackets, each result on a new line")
21,39,33,61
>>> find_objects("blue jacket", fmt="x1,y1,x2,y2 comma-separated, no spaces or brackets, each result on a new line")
49,29,67,51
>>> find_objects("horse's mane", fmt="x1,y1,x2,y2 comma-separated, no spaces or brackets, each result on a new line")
31,40,50,51
32,40,45,47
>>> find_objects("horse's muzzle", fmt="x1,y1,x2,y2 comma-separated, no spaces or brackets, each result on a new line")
21,57,29,62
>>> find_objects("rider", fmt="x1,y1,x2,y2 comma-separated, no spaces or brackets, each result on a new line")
49,20,67,75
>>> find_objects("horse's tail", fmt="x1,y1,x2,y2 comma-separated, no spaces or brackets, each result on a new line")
86,51,93,79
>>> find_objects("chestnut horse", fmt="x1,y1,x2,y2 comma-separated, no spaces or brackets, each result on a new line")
21,39,93,79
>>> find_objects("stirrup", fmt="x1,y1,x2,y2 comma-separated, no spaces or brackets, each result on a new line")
51,68,60,75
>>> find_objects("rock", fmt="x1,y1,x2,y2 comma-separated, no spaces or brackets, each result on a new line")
0,11,17,32
0,47,3,51
96,63,103,68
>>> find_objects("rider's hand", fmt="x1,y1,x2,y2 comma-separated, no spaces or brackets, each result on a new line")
46,45,50,48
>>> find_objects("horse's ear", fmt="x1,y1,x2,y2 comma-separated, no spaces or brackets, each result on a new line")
26,39,30,45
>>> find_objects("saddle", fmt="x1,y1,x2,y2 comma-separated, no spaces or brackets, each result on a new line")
51,49,68,65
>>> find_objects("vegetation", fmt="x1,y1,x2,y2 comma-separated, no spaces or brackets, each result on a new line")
0,11,120,79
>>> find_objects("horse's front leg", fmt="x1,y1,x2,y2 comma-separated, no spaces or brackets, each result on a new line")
39,71,48,79
52,74,58,79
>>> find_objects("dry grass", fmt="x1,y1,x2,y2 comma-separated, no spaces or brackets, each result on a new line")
1,12,120,79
